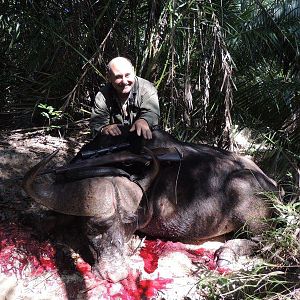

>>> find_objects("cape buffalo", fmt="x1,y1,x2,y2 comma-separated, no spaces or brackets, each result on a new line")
22,128,279,282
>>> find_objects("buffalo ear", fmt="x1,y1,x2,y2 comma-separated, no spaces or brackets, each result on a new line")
134,195,154,230
123,211,150,243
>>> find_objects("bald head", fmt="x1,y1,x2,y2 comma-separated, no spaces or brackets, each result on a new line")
107,57,133,73
107,57,135,99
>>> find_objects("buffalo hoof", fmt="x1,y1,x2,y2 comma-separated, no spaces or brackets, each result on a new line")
214,238,259,267
215,247,236,267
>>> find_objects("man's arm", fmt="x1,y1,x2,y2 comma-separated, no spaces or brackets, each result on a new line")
90,91,111,137
138,88,160,128
130,81,160,139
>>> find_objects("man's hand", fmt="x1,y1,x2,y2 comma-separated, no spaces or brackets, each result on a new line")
101,124,122,136
130,119,152,139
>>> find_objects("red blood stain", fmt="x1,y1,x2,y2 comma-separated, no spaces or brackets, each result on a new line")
0,223,57,277
139,240,163,273
111,272,173,300
140,239,231,275
74,257,99,281
75,258,92,274
0,223,174,299
137,277,173,298
0,223,229,299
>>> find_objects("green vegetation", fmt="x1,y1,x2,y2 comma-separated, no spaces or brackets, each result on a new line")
196,199,300,299
1,1,299,298
37,103,72,130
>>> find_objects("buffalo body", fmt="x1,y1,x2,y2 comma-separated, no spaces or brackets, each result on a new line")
22,129,279,282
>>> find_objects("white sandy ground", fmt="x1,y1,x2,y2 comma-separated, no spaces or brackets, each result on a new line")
0,228,263,300
0,240,227,300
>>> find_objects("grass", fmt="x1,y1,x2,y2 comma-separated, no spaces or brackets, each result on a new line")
197,264,298,299
195,196,300,299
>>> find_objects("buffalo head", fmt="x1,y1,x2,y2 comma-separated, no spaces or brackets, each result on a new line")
22,147,159,282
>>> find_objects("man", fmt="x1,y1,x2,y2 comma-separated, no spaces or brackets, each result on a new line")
90,57,160,140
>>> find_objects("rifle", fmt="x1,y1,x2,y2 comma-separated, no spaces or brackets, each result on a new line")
56,147,182,175
80,142,131,159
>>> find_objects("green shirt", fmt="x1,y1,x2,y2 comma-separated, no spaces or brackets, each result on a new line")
90,76,160,136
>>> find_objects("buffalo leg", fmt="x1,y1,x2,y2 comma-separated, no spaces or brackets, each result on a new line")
214,238,259,267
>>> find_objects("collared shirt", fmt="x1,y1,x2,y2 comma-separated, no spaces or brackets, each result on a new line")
90,76,160,136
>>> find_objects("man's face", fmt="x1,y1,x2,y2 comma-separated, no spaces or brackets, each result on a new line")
108,61,135,98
